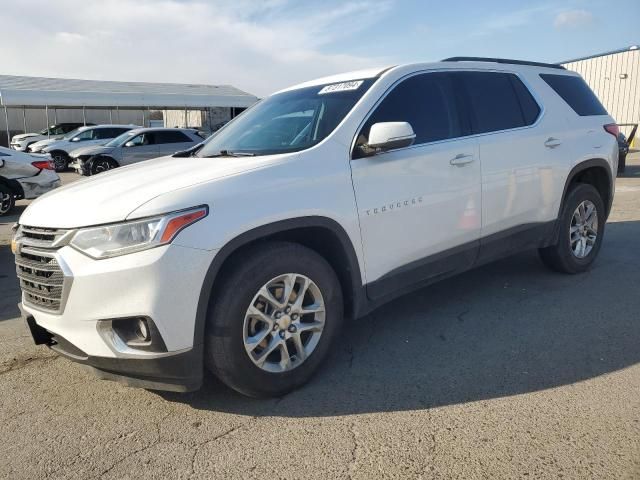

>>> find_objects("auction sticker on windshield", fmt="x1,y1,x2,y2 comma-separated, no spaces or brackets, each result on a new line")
318,80,364,95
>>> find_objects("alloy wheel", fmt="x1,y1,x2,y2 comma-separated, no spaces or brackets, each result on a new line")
243,273,325,373
0,191,12,214
570,200,598,259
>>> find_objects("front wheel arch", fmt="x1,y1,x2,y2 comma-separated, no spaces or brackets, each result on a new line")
193,217,366,354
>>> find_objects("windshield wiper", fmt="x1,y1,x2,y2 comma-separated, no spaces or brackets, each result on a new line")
201,150,256,158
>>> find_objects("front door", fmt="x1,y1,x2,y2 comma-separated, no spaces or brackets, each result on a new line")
350,71,482,300
121,132,158,166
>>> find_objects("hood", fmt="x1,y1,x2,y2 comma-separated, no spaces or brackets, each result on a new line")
19,154,289,229
41,139,69,152
13,133,41,141
30,138,58,150
70,145,114,158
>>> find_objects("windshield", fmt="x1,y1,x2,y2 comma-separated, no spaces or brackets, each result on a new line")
196,78,376,157
105,131,137,147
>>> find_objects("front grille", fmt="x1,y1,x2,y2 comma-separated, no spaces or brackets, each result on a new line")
15,226,73,313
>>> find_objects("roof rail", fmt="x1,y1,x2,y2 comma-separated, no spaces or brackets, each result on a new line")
442,57,565,70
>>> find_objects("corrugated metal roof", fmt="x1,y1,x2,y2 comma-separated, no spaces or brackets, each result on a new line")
0,74,258,108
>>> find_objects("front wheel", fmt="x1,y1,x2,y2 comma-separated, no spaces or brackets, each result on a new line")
539,183,605,273
51,152,69,172
90,157,117,175
0,184,15,216
205,242,343,397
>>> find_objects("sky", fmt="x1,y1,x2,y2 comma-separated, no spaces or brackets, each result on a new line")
1,0,638,97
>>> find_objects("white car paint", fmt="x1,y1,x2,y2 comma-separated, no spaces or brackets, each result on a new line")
15,61,617,383
0,147,60,199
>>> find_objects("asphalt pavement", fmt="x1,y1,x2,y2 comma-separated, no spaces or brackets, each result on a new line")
0,163,639,479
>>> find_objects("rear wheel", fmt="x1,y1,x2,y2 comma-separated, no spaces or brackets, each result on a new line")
91,157,117,175
0,184,15,216
51,151,69,172
205,242,343,397
539,183,605,273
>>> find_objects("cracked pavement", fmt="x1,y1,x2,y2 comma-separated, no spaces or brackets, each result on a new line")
1,162,639,479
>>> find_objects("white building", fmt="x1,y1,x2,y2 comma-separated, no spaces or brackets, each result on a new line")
562,45,639,145
0,75,259,146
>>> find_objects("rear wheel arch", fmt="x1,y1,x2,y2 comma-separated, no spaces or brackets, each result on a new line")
193,217,365,350
560,159,613,217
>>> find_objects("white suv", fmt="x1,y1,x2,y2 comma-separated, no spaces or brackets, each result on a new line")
13,58,618,397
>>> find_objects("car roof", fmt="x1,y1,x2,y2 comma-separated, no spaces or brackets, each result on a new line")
123,127,198,135
276,59,578,94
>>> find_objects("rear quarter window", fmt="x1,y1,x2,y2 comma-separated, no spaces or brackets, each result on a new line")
540,74,607,116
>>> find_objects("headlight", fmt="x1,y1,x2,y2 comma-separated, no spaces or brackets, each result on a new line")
11,224,21,255
70,206,208,259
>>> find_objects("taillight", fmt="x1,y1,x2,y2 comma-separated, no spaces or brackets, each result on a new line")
31,160,54,170
604,124,620,138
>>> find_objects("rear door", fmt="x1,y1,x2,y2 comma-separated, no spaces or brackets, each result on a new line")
153,130,197,156
452,71,556,260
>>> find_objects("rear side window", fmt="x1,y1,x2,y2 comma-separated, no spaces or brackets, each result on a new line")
455,72,537,134
154,131,192,144
355,72,461,155
540,74,607,116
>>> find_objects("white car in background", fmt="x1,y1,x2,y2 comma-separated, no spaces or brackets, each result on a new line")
40,124,139,171
0,147,60,215
10,123,91,152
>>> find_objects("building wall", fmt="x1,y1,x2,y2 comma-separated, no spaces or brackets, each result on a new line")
163,107,232,131
0,108,147,146
562,48,640,143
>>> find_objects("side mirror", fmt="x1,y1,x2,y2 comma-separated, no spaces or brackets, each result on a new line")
124,141,135,148
70,137,80,142
366,122,416,154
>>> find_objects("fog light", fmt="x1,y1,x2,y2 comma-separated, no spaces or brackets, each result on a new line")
135,318,150,342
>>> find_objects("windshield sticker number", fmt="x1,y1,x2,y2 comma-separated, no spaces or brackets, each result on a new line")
318,80,364,95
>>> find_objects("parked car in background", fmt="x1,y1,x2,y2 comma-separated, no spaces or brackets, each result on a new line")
0,147,60,215
14,58,617,397
10,123,92,152
69,128,204,175
40,125,139,171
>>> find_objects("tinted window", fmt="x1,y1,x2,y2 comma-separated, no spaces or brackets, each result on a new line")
95,128,130,139
61,124,81,133
455,72,527,134
154,130,192,144
355,72,461,156
510,76,541,125
540,74,607,116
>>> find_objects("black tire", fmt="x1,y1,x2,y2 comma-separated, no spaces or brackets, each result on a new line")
51,151,69,172
0,184,16,216
205,241,344,397
90,157,117,175
617,153,627,174
539,183,605,274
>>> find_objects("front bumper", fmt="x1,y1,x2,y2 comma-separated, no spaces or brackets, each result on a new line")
23,310,202,391
19,243,217,392
69,158,90,175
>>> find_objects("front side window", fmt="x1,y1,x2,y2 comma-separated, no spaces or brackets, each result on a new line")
126,133,154,146
195,78,376,157
353,72,462,158
74,129,95,141
105,131,136,147
455,71,533,134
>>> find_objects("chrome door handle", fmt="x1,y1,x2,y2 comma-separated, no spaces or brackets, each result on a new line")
450,153,474,166
544,137,562,148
